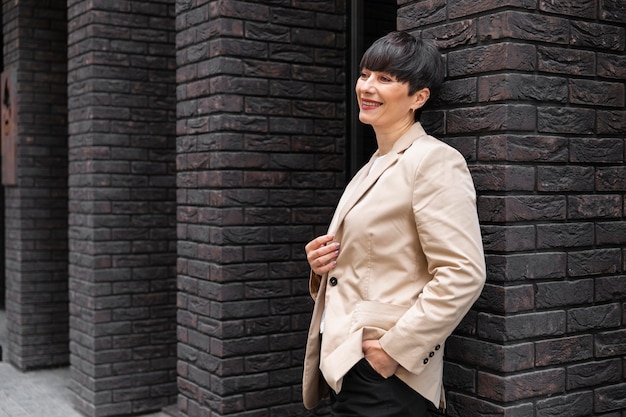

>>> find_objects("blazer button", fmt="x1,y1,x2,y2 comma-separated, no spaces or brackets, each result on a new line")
435,344,441,351
329,277,338,286
429,351,435,358
423,358,429,365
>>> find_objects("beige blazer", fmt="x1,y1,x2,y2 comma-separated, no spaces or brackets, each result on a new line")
302,123,486,410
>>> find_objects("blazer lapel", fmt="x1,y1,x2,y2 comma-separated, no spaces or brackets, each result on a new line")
327,123,428,235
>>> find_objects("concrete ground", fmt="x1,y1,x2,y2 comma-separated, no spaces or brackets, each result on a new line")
0,310,174,417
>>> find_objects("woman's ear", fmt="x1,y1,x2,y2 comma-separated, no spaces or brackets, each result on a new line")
411,88,431,111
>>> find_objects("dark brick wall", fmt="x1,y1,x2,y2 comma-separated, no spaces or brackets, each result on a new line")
175,1,346,416
407,1,626,415
2,0,70,370
67,1,178,416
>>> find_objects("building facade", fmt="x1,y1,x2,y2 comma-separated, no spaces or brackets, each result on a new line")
1,1,625,416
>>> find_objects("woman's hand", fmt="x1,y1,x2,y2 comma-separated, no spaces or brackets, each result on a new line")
305,234,340,276
362,339,399,378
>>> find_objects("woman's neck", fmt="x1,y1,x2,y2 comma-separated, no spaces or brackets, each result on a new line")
373,119,415,155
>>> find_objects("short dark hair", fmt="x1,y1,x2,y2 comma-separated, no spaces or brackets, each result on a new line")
360,31,445,101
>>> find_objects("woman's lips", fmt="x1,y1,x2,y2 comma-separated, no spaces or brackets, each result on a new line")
361,99,381,109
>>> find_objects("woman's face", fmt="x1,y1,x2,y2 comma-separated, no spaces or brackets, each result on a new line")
355,68,417,131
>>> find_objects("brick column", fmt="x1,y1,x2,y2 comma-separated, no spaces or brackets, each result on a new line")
67,1,177,416
2,0,69,370
407,0,626,415
175,2,346,416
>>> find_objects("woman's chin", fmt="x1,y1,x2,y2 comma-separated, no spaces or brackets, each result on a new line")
358,114,375,125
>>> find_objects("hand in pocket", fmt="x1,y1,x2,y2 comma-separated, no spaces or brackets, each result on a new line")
362,339,399,378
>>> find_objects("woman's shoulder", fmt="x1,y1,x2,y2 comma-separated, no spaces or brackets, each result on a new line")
406,133,466,163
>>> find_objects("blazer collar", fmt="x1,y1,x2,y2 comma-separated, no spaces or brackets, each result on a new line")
328,123,428,234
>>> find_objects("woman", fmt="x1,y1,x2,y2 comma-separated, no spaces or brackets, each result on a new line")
302,31,486,416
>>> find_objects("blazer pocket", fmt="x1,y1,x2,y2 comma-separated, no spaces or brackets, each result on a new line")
350,300,409,340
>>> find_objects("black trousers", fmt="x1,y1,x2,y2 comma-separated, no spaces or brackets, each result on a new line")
329,359,428,417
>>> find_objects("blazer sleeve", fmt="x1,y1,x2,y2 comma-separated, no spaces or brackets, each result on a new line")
378,141,486,375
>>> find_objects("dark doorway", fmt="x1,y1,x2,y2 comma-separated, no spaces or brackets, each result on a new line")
347,0,397,175
0,4,4,311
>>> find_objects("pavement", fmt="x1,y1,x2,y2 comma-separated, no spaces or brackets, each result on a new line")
0,310,174,417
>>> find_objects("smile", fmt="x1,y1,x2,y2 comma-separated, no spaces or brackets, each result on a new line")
361,99,381,108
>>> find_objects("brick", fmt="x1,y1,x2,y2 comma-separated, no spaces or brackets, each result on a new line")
597,110,626,134
571,20,625,51
599,52,626,79
443,361,476,393
454,309,479,337
570,79,625,107
538,46,595,76
445,392,535,417
422,20,477,49
245,22,290,42
447,335,534,372
245,352,291,373
538,107,596,134
315,12,344,31
595,329,626,357
535,335,593,366
478,74,568,103
270,7,315,27
478,311,565,342
475,283,534,314
214,373,271,397
568,303,621,332
448,43,536,76
537,166,595,192
567,359,622,389
438,78,477,105
292,28,337,47
536,391,594,417
537,222,595,249
596,166,626,191
447,0,537,20
209,0,269,20
595,383,626,412
570,138,624,163
470,165,535,192
479,11,569,44
567,248,621,276
600,0,626,23
477,368,565,401
397,0,447,30
244,387,292,409
481,225,536,252
486,252,566,283
448,104,536,133
478,195,566,223
595,275,626,302
478,135,568,162
567,195,622,219
269,43,315,64
422,113,444,136
539,0,596,18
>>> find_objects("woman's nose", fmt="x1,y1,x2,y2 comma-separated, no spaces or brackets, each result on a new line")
359,76,375,92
